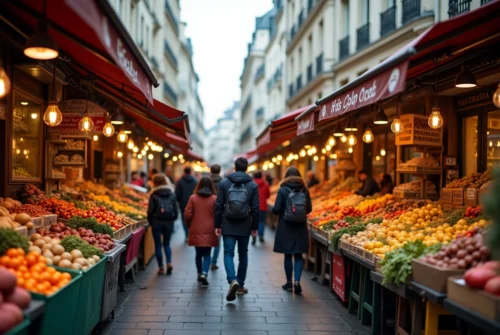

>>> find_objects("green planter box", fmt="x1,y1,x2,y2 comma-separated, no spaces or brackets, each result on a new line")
31,269,82,335
5,318,30,335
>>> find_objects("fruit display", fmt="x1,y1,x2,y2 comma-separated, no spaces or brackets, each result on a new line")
0,205,35,230
88,194,146,220
0,228,29,256
465,206,482,218
394,179,437,193
22,184,47,205
13,166,32,178
62,139,85,149
464,261,500,294
1,248,72,295
0,267,31,333
9,204,50,217
0,197,22,210
400,157,440,169
355,194,394,214
447,170,491,189
55,154,69,163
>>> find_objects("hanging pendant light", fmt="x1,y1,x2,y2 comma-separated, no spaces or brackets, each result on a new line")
117,130,128,143
111,108,125,125
341,135,347,143
391,99,404,134
428,106,443,129
127,140,134,150
363,128,374,143
333,124,344,137
455,65,477,88
373,108,388,125
348,147,353,154
347,134,357,146
328,136,336,147
43,59,62,127
345,118,358,132
78,101,94,133
123,124,132,134
117,151,123,158
24,1,59,60
493,84,500,108
0,65,11,98
103,122,115,137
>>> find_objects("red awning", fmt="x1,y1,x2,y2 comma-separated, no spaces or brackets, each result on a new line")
4,0,158,104
300,1,500,123
135,118,190,151
186,150,204,162
148,99,189,138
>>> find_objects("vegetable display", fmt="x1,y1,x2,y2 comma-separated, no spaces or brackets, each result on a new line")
0,228,29,256
60,236,104,259
66,216,114,236
0,267,31,333
36,222,115,251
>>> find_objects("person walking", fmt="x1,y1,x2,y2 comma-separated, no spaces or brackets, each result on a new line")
252,171,270,245
147,173,178,275
209,164,223,270
176,166,197,243
273,167,312,294
214,157,259,301
184,177,218,287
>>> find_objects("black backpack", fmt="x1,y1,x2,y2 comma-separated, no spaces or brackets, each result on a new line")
225,182,249,220
154,193,177,221
283,187,307,223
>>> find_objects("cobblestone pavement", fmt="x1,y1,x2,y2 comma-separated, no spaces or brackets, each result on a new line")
100,222,370,335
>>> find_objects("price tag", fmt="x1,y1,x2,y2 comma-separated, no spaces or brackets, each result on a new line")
445,157,457,166
466,188,476,200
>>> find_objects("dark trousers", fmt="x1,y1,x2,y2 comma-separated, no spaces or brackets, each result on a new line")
152,224,172,267
195,247,212,275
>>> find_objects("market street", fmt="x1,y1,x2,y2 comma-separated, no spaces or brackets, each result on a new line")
102,222,370,335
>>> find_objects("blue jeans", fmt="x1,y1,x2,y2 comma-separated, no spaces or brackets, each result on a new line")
258,210,267,238
152,224,172,267
223,235,250,287
211,237,221,265
195,247,211,275
284,253,303,283
180,212,189,238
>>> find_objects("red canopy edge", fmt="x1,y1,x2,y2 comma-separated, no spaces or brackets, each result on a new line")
186,150,204,162
135,118,190,151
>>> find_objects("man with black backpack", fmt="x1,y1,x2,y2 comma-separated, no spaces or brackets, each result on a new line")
214,157,260,302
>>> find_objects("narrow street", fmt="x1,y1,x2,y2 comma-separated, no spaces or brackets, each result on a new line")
102,222,370,335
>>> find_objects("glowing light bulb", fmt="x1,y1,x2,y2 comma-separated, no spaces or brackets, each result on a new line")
272,157,277,163
127,141,134,150
117,151,123,158
141,150,146,155
328,137,336,146
269,162,274,168
313,156,319,161
31,113,38,119
348,147,353,153
362,129,374,143
329,154,335,159
43,102,63,127
341,135,347,143
133,147,138,153
325,144,331,151
376,155,381,161
148,141,153,146
93,135,99,141
321,148,327,154
78,115,94,132
493,84,500,108
172,156,178,162
117,130,128,143
428,106,443,129
391,117,404,134
381,149,386,156
277,155,283,161
164,153,169,158
0,67,11,98
300,149,306,157
137,154,143,159
489,141,493,148
102,122,115,137
347,135,357,146
293,154,299,160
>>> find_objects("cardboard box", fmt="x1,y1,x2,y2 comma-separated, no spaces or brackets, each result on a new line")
393,188,421,199
464,188,479,206
452,188,464,205
441,188,453,203
447,276,500,321
412,259,465,293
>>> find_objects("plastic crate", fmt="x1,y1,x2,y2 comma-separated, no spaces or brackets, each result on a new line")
5,318,30,335
31,269,82,335
101,244,127,321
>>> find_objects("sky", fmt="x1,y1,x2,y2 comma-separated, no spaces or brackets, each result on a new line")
180,0,273,129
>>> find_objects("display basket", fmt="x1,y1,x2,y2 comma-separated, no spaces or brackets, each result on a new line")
101,244,127,321
31,217,44,229
412,259,465,293
363,250,376,264
43,214,57,226
113,225,129,240
31,268,82,335
15,226,28,236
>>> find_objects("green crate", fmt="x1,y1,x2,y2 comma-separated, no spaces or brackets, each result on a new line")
31,269,82,335
5,318,30,335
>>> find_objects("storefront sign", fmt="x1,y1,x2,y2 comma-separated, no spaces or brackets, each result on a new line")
332,253,347,302
395,114,443,146
319,62,408,122
455,88,492,110
256,128,271,147
297,113,315,135
49,99,106,134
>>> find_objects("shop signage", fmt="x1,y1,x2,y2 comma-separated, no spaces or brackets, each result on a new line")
395,114,443,146
256,128,271,147
49,99,106,134
297,113,315,135
65,0,154,104
455,88,492,110
332,253,347,302
319,62,408,122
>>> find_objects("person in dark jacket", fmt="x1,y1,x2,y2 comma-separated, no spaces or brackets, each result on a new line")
209,164,223,270
214,157,260,301
184,177,218,287
306,171,320,188
147,173,177,275
253,171,270,244
273,167,312,294
355,169,380,196
176,166,198,242
379,174,394,195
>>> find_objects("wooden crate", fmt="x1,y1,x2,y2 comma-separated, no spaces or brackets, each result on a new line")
412,259,465,293
32,217,44,229
393,188,421,199
441,188,453,203
452,188,464,205
43,214,57,226
464,188,479,206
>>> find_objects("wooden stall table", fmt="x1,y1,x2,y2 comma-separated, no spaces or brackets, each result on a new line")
309,228,330,286
443,299,500,335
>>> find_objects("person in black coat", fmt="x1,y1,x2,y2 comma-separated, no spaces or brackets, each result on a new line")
272,167,312,294
209,164,223,270
354,169,380,196
214,158,260,301
176,166,198,242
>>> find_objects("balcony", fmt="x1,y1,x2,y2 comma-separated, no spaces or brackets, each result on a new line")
402,0,421,24
164,40,178,68
164,0,179,34
339,36,349,60
254,64,265,82
307,64,313,83
255,107,264,120
316,53,323,76
288,83,294,99
481,0,493,4
448,0,472,17
290,26,297,40
380,5,396,36
298,10,304,28
356,23,370,50
308,0,314,13
296,75,302,92
163,81,177,104
242,95,252,115
240,126,252,143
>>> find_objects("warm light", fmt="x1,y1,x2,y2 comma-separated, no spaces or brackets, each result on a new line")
144,146,149,151
277,155,283,161
325,144,331,151
148,141,153,146
348,147,353,153
493,84,500,108
78,115,94,132
117,151,123,158
0,67,11,98
391,117,404,134
313,156,319,161
141,150,146,155
341,135,347,143
293,154,299,160
363,128,374,143
381,149,386,156
347,135,357,146
31,113,38,120
497,141,500,148
148,153,154,160
282,140,291,147
102,122,115,137
300,149,306,157
137,154,143,159
376,155,381,161
21,101,28,106
328,136,336,146
24,23,59,60
428,106,443,129
93,135,99,141
179,154,184,159
133,147,139,153
127,141,134,150
307,149,313,156
173,156,178,161
269,162,274,168
272,157,277,163
23,150,28,155
164,153,169,158
43,102,63,127
329,154,335,159
117,130,128,143
16,149,20,155
333,126,344,137
333,153,338,159
489,141,493,148
321,148,327,154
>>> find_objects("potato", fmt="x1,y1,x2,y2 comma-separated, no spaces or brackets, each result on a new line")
0,206,9,216
28,246,42,254
4,287,31,309
25,222,34,230
58,259,72,268
52,256,61,265
51,245,64,256
92,255,100,262
30,233,42,242
43,250,53,259
33,239,45,248
70,250,83,259
61,252,72,261
42,243,53,251
70,263,82,271
14,213,31,225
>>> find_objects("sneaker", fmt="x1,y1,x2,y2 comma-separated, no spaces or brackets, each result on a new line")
294,282,302,295
210,264,218,271
197,274,202,282
236,287,248,295
166,264,173,275
199,274,209,287
251,236,256,245
158,267,165,275
226,280,240,302
282,282,293,292
259,237,264,243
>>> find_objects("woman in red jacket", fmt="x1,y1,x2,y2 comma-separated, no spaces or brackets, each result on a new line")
184,176,218,287
253,171,270,244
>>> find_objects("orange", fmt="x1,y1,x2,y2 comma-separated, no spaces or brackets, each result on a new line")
0,255,10,267
61,273,71,281
35,283,46,292
17,277,25,288
46,267,56,274
18,265,28,273
49,272,61,285
6,249,19,258
26,254,37,267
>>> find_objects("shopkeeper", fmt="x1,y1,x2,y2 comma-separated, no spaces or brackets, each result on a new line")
354,170,380,196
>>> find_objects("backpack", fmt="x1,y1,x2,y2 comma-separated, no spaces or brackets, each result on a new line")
283,187,307,223
225,182,249,220
154,193,177,221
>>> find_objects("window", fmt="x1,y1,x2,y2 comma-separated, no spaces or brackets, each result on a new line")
342,0,350,36
486,110,500,170
319,20,324,50
361,0,370,24
371,131,396,182
140,16,144,46
308,34,313,65
298,47,303,73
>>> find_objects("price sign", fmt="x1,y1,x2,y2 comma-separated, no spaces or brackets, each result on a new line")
332,253,348,302
395,114,443,146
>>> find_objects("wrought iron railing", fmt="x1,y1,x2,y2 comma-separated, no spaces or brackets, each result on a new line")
448,0,472,17
356,23,370,50
380,5,396,36
402,0,421,24
339,36,349,60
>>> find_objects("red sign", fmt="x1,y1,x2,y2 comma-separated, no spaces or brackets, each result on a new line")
332,253,347,302
297,113,314,135
319,62,408,122
256,128,271,147
65,0,154,104
49,99,106,134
